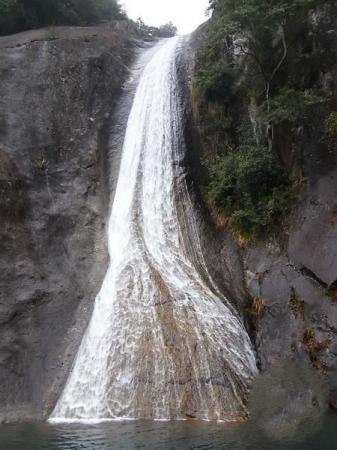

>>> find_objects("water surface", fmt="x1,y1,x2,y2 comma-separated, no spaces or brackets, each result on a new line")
0,414,336,450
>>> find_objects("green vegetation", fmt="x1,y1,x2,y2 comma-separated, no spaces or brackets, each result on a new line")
193,0,337,241
288,288,305,319
325,112,337,138
206,145,289,239
136,18,177,38
157,21,177,37
266,89,325,125
325,112,337,153
0,0,125,36
0,1,178,38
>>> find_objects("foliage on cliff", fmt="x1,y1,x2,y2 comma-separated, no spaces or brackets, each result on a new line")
193,0,337,241
136,18,177,38
206,145,289,238
0,0,125,35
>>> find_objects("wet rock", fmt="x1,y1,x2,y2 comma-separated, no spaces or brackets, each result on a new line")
185,15,337,412
250,360,328,441
288,173,337,287
0,23,143,421
178,29,250,317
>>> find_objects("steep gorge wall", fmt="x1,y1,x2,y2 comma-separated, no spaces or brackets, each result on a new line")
1,14,336,423
0,23,145,422
185,11,337,412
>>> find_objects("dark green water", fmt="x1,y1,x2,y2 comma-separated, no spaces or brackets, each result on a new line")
0,414,336,450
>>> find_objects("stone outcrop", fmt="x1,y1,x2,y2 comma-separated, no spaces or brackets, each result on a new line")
1,12,337,423
0,22,147,422
186,16,337,412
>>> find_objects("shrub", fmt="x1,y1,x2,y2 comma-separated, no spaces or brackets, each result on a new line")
158,22,177,38
325,112,337,139
288,287,305,319
195,61,236,103
135,18,177,38
302,328,331,371
323,111,337,153
266,89,325,125
205,145,290,240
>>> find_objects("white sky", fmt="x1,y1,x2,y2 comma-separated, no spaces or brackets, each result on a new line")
120,0,210,35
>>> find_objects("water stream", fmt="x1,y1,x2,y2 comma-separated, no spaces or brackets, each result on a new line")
50,37,257,423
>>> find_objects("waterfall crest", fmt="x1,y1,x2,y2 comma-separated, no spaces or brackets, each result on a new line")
50,37,257,423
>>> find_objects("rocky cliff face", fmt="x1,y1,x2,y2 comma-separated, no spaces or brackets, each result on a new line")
186,12,337,413
0,22,146,422
2,13,336,424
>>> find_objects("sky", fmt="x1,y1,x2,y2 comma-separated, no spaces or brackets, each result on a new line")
120,0,210,35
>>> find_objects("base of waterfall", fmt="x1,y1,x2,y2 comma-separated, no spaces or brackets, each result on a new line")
48,416,241,425
48,417,138,425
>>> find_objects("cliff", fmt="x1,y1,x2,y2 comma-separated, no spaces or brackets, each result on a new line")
2,4,337,424
0,22,147,422
186,3,337,414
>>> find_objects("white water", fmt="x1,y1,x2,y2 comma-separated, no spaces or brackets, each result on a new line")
50,37,257,423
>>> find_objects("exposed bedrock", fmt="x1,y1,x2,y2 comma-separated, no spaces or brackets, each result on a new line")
1,14,337,423
0,22,151,422
185,20,337,414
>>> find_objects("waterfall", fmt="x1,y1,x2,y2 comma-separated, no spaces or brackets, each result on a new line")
49,37,257,423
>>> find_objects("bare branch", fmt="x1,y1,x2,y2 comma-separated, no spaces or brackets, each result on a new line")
270,24,288,83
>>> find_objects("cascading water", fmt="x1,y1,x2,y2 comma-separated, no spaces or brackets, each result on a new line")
50,37,257,423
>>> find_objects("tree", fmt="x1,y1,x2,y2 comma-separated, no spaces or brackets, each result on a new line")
204,0,328,149
207,0,321,105
0,0,125,36
135,18,177,38
158,21,177,37
193,0,336,239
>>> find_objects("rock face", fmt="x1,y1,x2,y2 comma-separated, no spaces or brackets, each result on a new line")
186,18,337,411
244,167,337,404
0,24,253,423
178,30,250,318
1,15,336,423
0,23,145,422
